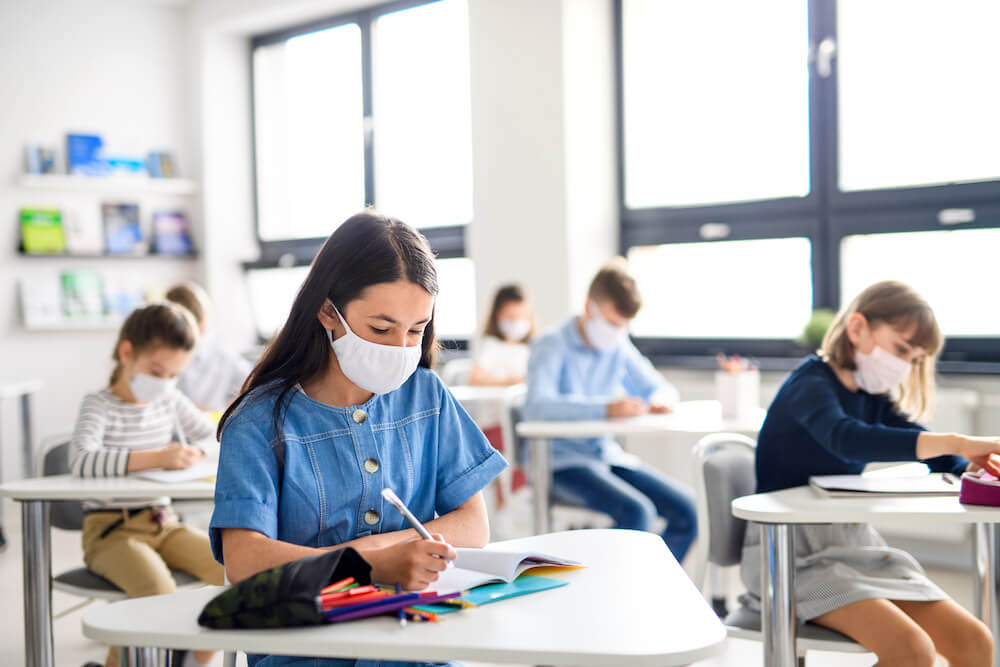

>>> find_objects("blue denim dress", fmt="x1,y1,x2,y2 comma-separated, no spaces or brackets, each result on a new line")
209,367,508,667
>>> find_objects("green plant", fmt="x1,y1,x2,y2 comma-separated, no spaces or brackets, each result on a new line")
801,308,836,350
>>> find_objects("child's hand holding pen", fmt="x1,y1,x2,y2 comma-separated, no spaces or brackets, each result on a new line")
607,396,648,418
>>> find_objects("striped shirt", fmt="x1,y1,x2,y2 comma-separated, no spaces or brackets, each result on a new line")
176,337,252,411
70,388,218,510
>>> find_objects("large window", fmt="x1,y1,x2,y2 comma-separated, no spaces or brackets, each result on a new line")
618,0,1000,367
251,0,471,262
244,257,476,344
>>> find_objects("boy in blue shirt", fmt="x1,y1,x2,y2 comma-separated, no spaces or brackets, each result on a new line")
523,259,696,561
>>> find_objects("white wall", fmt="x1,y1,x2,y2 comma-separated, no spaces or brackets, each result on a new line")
467,0,618,332
0,0,199,476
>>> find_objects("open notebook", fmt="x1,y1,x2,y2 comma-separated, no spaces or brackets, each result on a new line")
433,547,582,592
132,459,218,483
809,472,960,497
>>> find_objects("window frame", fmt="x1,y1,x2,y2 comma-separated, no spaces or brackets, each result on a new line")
615,0,1000,370
249,0,469,266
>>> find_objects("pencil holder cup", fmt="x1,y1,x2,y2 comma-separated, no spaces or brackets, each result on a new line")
715,369,760,421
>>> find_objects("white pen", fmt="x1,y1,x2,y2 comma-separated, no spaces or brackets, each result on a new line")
381,488,453,563
381,488,434,540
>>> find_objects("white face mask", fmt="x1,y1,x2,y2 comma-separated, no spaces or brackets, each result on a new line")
328,306,422,395
497,318,531,342
583,302,628,351
853,344,911,394
129,372,177,403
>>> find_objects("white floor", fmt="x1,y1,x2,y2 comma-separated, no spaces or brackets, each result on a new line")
0,500,977,667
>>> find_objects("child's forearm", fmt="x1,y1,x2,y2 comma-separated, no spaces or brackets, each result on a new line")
125,448,163,472
916,431,997,464
426,493,490,547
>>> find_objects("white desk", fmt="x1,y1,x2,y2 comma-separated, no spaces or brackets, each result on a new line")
0,379,43,550
83,529,726,666
732,486,1000,667
448,383,526,450
0,474,215,667
517,400,764,533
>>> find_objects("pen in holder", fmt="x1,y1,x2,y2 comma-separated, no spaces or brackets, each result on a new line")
715,354,760,421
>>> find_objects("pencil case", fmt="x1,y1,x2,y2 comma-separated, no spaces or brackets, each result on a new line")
959,471,1000,506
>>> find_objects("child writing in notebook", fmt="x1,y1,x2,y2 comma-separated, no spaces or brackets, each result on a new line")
742,280,998,666
468,284,536,387
523,258,697,562
165,281,252,412
210,211,508,667
70,303,224,667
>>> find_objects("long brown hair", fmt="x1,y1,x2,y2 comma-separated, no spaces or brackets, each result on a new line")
482,284,536,343
218,211,440,457
109,303,198,385
820,280,943,421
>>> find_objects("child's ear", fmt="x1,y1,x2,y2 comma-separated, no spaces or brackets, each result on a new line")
117,340,133,366
844,312,868,346
317,299,339,332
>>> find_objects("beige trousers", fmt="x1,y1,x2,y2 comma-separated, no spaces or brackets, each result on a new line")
81,507,224,596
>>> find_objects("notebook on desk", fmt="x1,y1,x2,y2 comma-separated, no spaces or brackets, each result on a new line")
132,459,217,483
432,547,582,592
809,472,960,497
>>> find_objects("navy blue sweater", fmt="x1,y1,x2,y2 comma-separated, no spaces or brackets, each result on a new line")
755,355,968,493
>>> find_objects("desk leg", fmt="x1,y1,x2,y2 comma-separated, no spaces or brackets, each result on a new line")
20,393,34,477
530,438,551,535
760,523,797,667
987,524,1000,667
22,500,52,667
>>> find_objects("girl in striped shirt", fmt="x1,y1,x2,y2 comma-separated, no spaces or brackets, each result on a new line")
70,302,223,667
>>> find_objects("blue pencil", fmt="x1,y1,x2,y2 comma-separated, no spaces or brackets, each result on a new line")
396,582,406,626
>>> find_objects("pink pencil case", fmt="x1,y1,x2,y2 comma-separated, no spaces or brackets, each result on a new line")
959,471,1000,506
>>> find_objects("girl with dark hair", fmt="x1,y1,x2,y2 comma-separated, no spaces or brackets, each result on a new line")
468,283,536,387
209,211,507,667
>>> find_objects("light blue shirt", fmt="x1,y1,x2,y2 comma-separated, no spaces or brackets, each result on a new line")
210,367,507,667
523,317,679,470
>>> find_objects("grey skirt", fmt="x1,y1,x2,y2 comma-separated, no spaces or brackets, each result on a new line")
739,522,948,622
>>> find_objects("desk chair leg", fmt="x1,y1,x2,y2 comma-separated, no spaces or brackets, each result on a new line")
119,646,170,667
986,524,1000,667
760,523,797,667
530,438,552,534
22,500,53,667
973,523,988,622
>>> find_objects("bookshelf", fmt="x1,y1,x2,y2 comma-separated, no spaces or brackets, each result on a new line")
17,173,198,196
17,251,198,260
23,319,124,332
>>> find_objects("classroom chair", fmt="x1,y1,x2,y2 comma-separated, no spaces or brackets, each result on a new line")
38,435,201,619
440,357,475,386
691,432,868,665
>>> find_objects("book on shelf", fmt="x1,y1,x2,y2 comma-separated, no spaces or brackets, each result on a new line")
66,133,108,177
102,202,145,255
147,151,177,178
63,207,105,255
151,210,193,255
19,278,64,328
20,208,66,254
24,144,56,174
60,270,108,321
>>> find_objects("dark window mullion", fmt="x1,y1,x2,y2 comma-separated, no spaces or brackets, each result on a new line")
809,0,835,310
